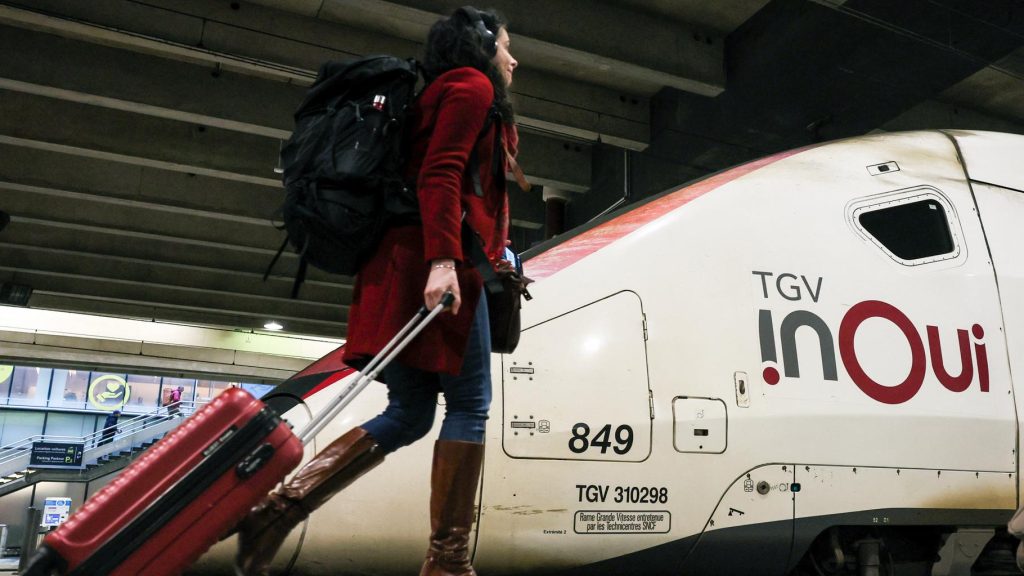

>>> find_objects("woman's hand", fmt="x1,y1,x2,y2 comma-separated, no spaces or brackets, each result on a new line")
425,259,461,314
494,259,514,274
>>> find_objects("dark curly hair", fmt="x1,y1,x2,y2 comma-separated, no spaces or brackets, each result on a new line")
422,7,513,122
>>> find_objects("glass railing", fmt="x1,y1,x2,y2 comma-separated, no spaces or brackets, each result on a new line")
0,396,195,413
0,400,206,472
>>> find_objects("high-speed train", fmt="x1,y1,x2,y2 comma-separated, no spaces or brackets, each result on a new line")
191,130,1024,575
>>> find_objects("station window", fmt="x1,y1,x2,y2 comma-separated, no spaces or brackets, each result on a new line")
50,369,90,408
857,199,954,261
9,367,52,406
162,377,196,405
0,361,269,422
0,364,12,402
196,379,233,402
127,374,161,411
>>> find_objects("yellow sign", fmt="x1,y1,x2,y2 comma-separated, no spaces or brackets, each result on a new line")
0,365,12,383
88,375,131,411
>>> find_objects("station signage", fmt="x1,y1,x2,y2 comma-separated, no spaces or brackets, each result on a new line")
88,374,131,410
30,442,85,469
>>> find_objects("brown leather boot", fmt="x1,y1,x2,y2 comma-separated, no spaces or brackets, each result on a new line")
419,440,485,576
234,427,384,576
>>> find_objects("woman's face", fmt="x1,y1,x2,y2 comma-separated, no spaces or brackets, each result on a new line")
492,28,517,87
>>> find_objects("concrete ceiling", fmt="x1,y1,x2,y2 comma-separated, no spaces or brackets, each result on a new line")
0,0,1022,341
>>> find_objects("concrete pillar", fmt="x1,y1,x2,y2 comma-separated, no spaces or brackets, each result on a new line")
542,187,571,239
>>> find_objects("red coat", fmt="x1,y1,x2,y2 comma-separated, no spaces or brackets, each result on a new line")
343,67,518,374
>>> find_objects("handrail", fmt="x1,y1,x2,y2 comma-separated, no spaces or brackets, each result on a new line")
0,400,207,470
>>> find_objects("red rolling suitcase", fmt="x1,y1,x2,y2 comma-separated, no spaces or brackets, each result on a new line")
24,293,453,576
27,388,303,575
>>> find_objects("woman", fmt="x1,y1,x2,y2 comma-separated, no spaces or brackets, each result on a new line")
234,6,519,576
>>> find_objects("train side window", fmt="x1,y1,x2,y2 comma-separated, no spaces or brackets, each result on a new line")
848,188,964,266
857,199,954,260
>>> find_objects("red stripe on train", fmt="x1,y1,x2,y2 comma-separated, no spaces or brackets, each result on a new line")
526,149,804,281
303,367,356,399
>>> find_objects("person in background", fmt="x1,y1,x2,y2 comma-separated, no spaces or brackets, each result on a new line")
167,385,184,417
98,410,120,446
233,6,521,576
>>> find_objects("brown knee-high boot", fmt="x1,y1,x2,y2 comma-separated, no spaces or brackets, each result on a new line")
420,440,485,576
234,427,384,576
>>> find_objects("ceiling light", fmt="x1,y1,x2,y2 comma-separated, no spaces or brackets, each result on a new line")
263,321,284,331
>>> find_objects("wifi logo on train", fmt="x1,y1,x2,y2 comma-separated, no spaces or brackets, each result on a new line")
753,271,989,405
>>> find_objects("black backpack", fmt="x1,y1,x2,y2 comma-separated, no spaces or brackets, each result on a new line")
265,55,420,297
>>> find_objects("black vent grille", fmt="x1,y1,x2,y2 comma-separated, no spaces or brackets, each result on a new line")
0,283,32,306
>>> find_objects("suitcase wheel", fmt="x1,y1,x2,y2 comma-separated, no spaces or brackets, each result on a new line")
22,544,66,576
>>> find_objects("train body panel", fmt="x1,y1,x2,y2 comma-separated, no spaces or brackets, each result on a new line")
954,130,1024,508
190,130,1024,575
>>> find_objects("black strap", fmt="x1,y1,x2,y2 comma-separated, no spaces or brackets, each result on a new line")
264,236,290,282
490,113,503,185
462,221,497,283
292,257,308,299
462,106,506,281
468,151,484,197
265,213,309,299
467,104,501,197
290,229,312,299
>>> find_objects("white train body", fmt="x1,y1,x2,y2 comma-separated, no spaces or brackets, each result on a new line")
193,130,1024,575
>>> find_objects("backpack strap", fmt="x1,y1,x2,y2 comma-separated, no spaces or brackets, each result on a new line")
264,236,290,282
292,257,309,299
468,104,502,197
463,220,497,283
264,228,309,299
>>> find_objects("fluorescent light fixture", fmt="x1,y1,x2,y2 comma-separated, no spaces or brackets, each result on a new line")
263,321,284,331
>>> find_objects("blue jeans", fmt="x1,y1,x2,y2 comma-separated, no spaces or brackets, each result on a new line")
361,291,492,453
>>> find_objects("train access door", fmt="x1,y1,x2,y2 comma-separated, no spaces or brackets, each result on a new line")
500,290,652,463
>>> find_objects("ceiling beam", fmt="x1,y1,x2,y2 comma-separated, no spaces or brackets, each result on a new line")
0,134,281,188
3,216,288,278
0,3,315,83
0,22,303,133
0,4,650,150
515,132,591,193
0,266,344,327
0,78,292,140
0,143,278,220
0,241,347,304
0,262,342,316
0,181,280,251
0,85,591,196
246,0,724,96
0,89,281,182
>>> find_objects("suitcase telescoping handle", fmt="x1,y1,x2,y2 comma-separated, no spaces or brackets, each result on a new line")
298,291,455,446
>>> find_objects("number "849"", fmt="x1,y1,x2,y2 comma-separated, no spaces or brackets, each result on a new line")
568,423,634,454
